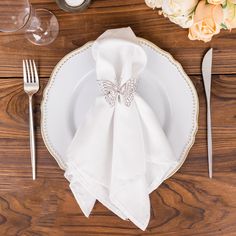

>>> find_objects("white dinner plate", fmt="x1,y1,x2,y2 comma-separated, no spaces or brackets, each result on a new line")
41,38,199,178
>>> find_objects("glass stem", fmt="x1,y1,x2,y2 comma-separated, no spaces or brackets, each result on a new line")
25,6,41,34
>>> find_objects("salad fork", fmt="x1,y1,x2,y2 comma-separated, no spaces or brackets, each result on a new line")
23,60,39,180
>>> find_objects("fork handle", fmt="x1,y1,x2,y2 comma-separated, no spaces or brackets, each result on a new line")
207,98,213,179
29,95,36,180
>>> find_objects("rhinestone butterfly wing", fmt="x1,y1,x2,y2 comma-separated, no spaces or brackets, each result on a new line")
120,79,136,107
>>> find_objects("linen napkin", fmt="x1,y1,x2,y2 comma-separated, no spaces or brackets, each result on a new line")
64,27,177,230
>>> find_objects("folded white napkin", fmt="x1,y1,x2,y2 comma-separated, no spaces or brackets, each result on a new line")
64,27,177,230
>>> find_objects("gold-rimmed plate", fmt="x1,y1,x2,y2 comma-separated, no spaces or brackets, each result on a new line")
41,38,199,178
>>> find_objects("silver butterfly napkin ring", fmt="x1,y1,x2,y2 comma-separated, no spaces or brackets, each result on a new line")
98,79,136,107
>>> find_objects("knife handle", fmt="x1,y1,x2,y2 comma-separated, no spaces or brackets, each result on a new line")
207,98,213,178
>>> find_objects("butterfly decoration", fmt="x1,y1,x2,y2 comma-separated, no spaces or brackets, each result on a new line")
97,79,136,107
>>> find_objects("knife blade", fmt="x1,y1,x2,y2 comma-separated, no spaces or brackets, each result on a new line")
202,48,213,178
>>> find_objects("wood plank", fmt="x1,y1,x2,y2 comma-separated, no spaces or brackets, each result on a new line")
0,75,235,235
1,0,236,77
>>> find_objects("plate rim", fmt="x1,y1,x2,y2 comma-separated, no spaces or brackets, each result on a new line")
41,37,199,178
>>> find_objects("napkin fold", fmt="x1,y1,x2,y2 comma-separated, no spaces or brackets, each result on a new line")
65,27,177,230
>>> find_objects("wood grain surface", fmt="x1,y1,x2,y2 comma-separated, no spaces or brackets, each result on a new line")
0,0,236,235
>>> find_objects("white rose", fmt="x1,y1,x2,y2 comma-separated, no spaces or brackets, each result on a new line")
207,0,225,4
145,0,162,9
162,0,199,28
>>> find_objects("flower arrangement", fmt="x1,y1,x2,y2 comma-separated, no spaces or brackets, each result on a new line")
145,0,236,42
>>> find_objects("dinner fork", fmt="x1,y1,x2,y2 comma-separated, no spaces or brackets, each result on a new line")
23,60,39,180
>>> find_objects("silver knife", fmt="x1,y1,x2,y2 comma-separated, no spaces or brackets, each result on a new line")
202,48,213,178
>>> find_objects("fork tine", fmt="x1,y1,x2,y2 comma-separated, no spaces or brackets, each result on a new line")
25,60,31,83
23,60,27,84
32,60,39,84
29,60,35,83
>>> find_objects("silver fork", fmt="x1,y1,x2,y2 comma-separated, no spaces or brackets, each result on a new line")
23,60,39,180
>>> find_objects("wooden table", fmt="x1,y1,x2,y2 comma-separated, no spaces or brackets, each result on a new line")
0,1,236,235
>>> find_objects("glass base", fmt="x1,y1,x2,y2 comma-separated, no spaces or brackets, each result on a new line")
26,8,59,46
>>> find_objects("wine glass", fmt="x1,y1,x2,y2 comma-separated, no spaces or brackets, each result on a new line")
0,0,59,46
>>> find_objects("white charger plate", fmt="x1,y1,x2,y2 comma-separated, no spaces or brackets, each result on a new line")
41,38,199,178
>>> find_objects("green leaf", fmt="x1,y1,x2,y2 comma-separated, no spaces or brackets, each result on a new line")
222,1,228,9
221,23,228,30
